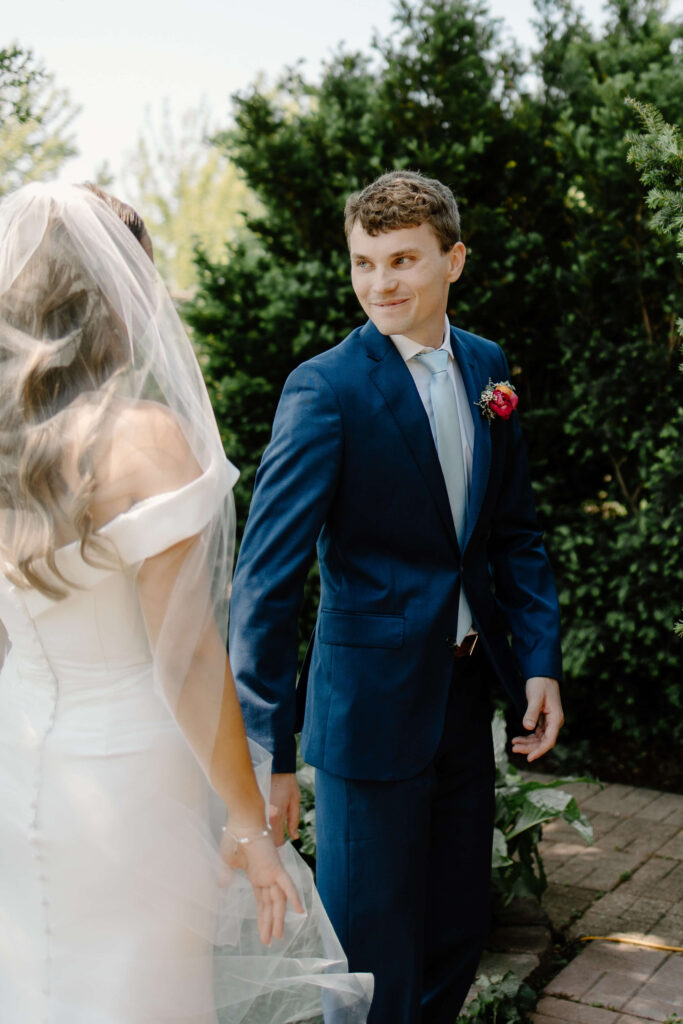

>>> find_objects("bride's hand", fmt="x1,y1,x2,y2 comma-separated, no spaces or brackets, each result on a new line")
220,828,305,945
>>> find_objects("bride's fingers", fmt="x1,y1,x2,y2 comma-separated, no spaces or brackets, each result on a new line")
278,869,305,915
270,884,286,940
257,890,274,946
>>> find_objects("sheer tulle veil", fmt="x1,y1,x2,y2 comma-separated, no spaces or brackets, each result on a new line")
0,182,372,1022
0,181,234,767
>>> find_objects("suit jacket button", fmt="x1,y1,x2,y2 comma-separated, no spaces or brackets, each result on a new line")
445,635,456,649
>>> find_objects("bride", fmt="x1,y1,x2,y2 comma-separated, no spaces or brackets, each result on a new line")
0,182,372,1023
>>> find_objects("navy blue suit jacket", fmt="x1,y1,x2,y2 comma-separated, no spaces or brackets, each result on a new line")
229,320,562,780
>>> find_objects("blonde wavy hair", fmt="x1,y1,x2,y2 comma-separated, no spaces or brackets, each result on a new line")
0,196,143,599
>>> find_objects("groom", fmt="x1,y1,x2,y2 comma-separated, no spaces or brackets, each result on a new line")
229,171,563,1022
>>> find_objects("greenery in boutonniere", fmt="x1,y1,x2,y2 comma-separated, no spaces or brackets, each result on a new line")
476,380,519,423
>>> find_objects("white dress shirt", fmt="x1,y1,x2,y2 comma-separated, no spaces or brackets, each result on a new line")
390,316,475,501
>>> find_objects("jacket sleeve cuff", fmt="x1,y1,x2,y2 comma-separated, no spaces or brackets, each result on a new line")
269,736,298,775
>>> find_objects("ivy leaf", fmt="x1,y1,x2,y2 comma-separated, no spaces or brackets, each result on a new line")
492,827,512,868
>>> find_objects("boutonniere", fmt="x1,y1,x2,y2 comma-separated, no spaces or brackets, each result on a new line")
476,379,519,422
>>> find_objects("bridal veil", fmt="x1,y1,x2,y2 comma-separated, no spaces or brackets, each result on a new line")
0,182,371,1023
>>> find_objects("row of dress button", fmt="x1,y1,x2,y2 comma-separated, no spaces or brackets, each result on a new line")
11,584,59,1019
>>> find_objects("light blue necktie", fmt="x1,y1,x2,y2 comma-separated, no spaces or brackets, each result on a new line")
416,348,472,643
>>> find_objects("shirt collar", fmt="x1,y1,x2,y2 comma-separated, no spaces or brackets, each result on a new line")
390,315,452,363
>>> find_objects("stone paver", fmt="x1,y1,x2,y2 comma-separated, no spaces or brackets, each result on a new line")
474,949,540,982
543,883,596,932
623,854,679,892
658,832,683,860
652,953,683,986
579,851,649,893
653,917,683,946
545,851,607,888
588,814,622,843
528,779,683,1024
622,979,683,1020
654,899,683,946
636,791,683,824
648,861,683,902
540,944,683,1022
581,971,644,1011
580,786,659,818
545,941,668,996
569,893,673,941
534,996,621,1022
600,817,680,859
548,779,683,945
662,802,683,830
544,958,603,1000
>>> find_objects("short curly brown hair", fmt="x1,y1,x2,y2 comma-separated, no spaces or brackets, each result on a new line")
344,170,461,252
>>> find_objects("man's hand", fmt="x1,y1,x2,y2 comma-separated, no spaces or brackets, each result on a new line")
511,677,564,762
268,773,301,846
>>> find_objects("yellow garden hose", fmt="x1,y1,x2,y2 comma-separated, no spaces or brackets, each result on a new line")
580,935,683,953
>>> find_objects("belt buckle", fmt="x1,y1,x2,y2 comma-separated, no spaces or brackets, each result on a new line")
453,633,479,659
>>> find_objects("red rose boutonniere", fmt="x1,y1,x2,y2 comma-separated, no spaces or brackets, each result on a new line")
476,379,519,422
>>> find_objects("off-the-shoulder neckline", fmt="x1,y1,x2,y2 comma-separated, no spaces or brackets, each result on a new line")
54,456,237,555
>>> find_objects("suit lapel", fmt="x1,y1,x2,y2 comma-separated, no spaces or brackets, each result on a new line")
361,321,459,552
450,326,492,548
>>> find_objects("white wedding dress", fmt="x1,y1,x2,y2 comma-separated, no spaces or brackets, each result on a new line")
0,459,371,1024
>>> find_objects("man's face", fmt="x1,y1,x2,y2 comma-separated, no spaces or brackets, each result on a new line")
349,221,466,348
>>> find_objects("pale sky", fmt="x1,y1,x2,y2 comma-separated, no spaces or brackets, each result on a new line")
5,0,682,185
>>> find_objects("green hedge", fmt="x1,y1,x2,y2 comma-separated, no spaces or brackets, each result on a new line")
185,0,683,752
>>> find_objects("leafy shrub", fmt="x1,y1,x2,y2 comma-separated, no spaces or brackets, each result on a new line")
626,98,683,641
296,761,317,860
457,971,537,1023
187,0,683,755
491,711,593,904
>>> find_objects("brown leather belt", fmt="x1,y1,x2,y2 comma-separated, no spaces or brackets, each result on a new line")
452,633,479,659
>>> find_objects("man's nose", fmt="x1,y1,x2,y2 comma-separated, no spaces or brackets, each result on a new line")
373,267,398,294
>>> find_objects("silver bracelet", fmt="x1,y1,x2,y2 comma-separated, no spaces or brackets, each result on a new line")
223,823,272,852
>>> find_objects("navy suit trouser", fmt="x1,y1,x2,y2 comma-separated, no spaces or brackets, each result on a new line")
315,649,495,1024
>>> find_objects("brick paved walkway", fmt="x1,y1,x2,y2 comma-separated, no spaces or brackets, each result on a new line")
532,778,683,1023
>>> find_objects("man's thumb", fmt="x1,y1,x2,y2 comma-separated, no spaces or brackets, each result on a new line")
523,695,543,731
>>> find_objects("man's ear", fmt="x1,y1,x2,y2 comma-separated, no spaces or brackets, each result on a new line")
446,242,466,284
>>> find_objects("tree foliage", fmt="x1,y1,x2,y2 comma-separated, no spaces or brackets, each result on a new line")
626,97,683,342
0,46,78,197
626,98,683,638
122,102,259,294
520,0,683,751
185,0,683,754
